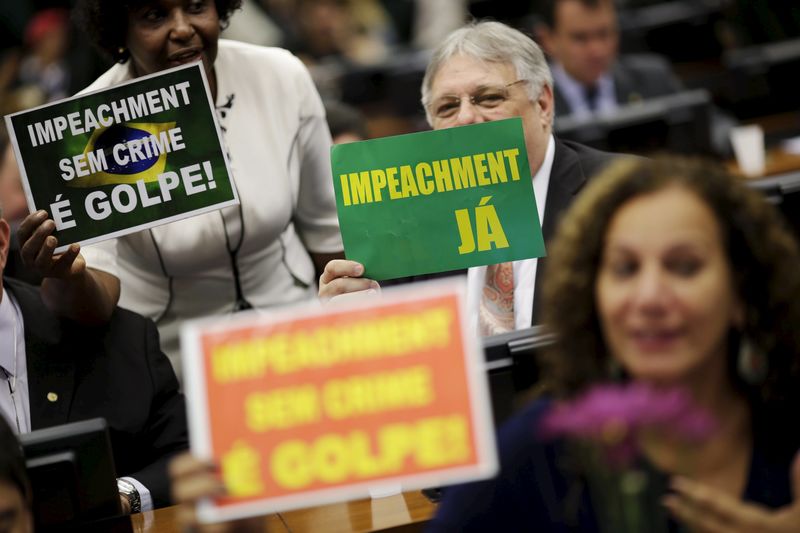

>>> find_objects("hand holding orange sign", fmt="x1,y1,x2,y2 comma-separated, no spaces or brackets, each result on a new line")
181,279,496,524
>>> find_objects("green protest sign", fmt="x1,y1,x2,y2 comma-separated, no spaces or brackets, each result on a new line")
331,118,545,280
4,63,237,253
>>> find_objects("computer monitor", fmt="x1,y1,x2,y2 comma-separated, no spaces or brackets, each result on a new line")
20,418,122,531
724,37,800,121
747,168,800,241
482,326,555,427
554,89,714,156
616,1,726,62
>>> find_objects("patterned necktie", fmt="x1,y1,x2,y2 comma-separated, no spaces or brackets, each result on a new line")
479,262,515,336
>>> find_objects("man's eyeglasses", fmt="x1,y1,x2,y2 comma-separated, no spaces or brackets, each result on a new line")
427,79,529,122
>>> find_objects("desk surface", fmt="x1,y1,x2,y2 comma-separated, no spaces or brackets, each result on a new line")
729,147,800,178
130,491,436,533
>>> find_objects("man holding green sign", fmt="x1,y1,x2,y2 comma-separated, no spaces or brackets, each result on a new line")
331,117,544,280
321,21,621,334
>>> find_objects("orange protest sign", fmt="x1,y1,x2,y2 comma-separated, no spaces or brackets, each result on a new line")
181,279,497,523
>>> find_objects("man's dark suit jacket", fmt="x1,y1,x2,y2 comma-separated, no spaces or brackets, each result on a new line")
531,138,620,322
553,54,683,117
4,276,188,508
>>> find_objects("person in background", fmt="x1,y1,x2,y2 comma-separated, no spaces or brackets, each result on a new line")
536,0,681,118
1,202,189,513
0,416,31,533
535,0,734,155
319,21,621,334
16,0,344,377
220,0,283,48
324,99,369,144
0,144,27,228
429,156,800,531
17,9,72,103
285,0,396,67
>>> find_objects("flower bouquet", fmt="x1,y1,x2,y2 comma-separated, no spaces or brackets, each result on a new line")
538,383,717,533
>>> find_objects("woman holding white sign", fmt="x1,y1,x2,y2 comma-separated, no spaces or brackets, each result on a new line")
17,0,344,375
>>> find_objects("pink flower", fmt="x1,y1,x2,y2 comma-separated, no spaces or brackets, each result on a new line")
538,383,717,465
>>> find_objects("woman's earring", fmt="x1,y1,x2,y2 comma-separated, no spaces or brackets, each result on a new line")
117,47,127,62
738,336,768,384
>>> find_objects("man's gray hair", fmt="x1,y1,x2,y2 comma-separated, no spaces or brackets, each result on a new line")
421,21,554,124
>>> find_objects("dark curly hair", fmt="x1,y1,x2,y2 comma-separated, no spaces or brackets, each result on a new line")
540,156,800,457
73,0,243,63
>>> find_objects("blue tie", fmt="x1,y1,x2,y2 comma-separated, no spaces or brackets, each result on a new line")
585,85,599,111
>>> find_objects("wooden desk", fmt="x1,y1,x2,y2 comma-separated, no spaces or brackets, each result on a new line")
728,147,800,178
280,490,435,533
129,491,436,533
130,506,287,532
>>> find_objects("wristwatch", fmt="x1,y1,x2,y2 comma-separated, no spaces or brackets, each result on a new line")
117,478,142,514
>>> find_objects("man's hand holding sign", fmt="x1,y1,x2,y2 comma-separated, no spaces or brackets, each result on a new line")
321,118,546,302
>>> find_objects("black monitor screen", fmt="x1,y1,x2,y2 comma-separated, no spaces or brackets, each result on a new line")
554,89,714,156
482,326,555,426
20,418,122,531
747,169,800,242
724,37,800,120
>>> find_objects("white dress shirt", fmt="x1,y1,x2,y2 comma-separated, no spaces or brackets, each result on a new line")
466,134,556,331
0,291,30,434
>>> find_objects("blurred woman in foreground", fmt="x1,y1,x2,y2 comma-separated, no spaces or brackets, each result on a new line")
429,157,800,532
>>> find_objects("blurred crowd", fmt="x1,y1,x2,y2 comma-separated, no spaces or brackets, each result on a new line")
2,1,799,142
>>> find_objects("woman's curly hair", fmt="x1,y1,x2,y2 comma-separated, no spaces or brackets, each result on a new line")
540,156,800,457
73,0,243,63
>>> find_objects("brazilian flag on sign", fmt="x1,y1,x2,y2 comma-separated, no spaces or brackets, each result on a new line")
5,63,238,251
68,122,177,188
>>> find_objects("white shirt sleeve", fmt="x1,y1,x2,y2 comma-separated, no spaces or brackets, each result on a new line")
291,59,343,254
79,237,120,278
120,476,153,513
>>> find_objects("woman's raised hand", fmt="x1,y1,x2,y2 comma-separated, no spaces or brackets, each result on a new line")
17,209,84,279
664,451,800,532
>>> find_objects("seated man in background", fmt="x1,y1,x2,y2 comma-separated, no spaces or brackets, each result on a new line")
536,0,734,154
0,204,188,513
536,0,682,117
0,415,31,533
